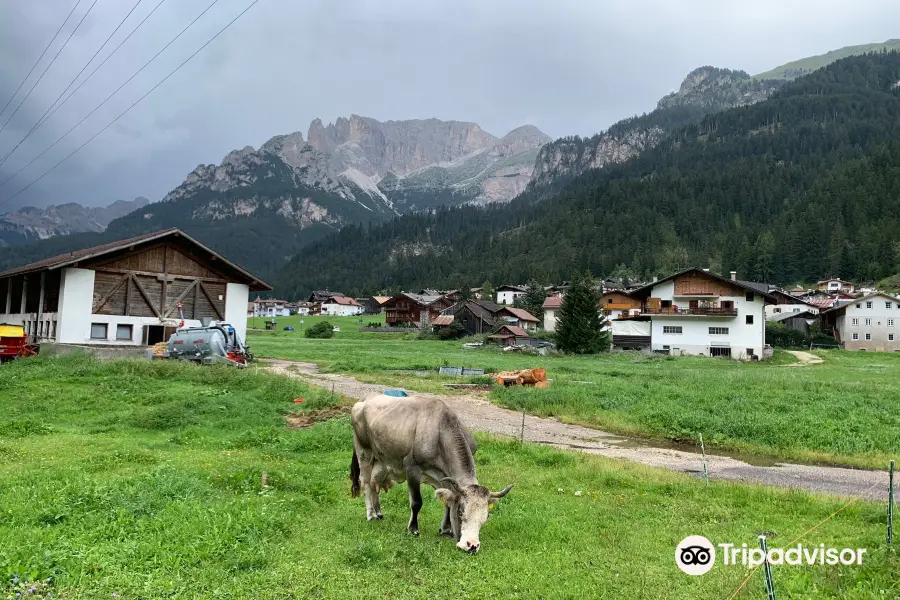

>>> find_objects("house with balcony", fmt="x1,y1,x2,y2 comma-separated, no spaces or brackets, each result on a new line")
816,278,855,295
627,268,774,359
599,291,642,321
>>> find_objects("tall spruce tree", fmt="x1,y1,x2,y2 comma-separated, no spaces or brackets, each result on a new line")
556,273,610,354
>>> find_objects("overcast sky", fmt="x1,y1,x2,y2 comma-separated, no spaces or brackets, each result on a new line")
0,0,897,211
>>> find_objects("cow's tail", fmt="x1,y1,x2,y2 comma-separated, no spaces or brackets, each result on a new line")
350,449,361,497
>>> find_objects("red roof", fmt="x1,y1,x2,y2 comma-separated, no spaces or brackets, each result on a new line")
489,325,530,338
432,315,455,326
542,296,563,309
325,296,360,306
502,307,539,322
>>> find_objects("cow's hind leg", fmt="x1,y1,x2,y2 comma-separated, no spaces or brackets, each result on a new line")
406,468,423,536
357,453,380,521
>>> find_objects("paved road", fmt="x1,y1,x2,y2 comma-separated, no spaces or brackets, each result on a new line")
264,358,888,500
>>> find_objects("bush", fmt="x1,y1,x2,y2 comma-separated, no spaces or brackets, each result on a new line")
436,322,468,340
766,322,837,349
304,321,335,339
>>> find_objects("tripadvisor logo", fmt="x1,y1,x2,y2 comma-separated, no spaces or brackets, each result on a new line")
675,535,868,575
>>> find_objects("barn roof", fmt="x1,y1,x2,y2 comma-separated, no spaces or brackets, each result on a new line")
432,315,455,326
501,307,539,322
0,228,272,290
325,296,361,306
628,268,778,302
542,296,563,309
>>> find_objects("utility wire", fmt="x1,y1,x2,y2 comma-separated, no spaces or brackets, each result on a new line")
20,0,169,157
0,0,262,209
0,0,221,190
0,0,81,121
0,0,147,167
0,0,101,137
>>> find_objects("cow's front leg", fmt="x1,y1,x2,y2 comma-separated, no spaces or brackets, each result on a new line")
406,479,422,536
439,505,453,537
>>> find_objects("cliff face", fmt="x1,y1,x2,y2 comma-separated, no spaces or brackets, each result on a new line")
529,67,784,187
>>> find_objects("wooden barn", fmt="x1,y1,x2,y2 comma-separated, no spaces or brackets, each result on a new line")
0,228,271,347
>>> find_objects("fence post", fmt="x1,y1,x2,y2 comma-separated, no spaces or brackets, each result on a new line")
759,535,776,600
889,460,895,545
520,410,526,444
699,433,709,486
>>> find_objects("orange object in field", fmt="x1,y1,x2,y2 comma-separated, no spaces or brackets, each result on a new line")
0,324,37,362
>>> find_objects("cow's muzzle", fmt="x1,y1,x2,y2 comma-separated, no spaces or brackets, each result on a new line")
458,539,480,554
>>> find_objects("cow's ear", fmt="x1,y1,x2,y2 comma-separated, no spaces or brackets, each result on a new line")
435,488,456,504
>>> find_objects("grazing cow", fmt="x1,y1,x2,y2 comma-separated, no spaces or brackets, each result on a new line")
350,392,512,553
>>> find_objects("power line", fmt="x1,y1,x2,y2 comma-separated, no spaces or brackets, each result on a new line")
0,0,262,210
0,0,101,137
0,0,82,120
17,0,170,159
0,0,221,190
0,0,147,167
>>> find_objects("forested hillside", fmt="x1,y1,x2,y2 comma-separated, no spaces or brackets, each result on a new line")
276,51,900,297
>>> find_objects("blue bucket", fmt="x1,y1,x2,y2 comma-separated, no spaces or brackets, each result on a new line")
383,389,409,397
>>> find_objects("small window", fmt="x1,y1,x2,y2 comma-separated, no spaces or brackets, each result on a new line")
663,326,682,334
745,315,754,325
661,300,672,309
852,333,859,340
793,308,800,312
90,323,108,339
889,319,895,327
746,348,754,357
866,301,873,309
865,333,872,341
773,307,782,314
116,324,133,341
889,334,895,341
662,345,670,351
856,304,861,309
745,291,754,302
865,318,872,326
709,327,729,335
852,318,859,326
886,302,893,310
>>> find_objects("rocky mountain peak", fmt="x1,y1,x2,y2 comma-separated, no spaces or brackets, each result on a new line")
657,66,782,112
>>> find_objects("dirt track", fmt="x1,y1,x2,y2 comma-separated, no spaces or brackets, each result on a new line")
264,358,888,500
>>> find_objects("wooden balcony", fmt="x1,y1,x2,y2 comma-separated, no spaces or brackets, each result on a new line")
643,306,737,317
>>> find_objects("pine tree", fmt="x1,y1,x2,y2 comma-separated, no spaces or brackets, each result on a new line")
556,273,610,354
514,280,547,320
480,280,496,303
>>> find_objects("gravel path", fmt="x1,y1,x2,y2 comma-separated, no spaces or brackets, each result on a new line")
264,358,888,500
783,350,826,366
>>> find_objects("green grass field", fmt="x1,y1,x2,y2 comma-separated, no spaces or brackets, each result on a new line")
0,355,896,599
246,329,900,468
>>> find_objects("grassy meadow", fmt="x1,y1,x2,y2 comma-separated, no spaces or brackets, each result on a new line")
0,355,897,599
247,327,900,469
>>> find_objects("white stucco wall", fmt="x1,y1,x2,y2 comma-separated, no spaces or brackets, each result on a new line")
497,290,524,305
543,308,557,332
766,304,818,318
321,303,364,317
57,268,96,344
224,283,250,343
835,296,900,351
648,283,766,359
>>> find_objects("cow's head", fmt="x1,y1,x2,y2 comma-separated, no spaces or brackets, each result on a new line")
435,477,513,554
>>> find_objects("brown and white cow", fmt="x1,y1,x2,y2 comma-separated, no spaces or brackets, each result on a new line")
350,392,512,553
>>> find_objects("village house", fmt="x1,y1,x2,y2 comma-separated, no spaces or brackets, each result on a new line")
452,299,504,335
599,291,642,321
320,296,364,317
293,301,312,316
542,295,562,332
498,307,540,331
0,228,270,347
307,290,344,304
817,278,855,295
382,293,455,327
768,310,819,336
486,324,531,347
363,296,390,315
627,268,773,360
763,288,820,318
820,292,900,352
496,284,526,305
252,297,290,318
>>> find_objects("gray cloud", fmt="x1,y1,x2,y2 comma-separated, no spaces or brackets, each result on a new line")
0,0,898,210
